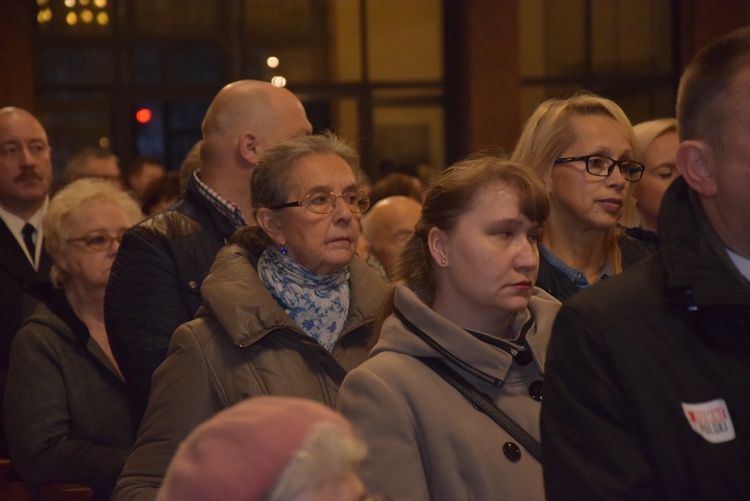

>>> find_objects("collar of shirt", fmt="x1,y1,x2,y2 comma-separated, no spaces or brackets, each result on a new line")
727,248,750,283
538,241,611,289
0,198,48,269
192,170,246,229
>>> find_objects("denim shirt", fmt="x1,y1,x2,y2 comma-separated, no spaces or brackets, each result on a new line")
538,242,611,289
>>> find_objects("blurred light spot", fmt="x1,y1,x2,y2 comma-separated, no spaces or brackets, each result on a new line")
64,0,76,7
99,137,110,149
266,56,279,68
37,8,52,23
271,76,287,88
66,11,77,25
136,108,152,124
94,0,106,6
96,11,108,25
81,9,93,23
80,0,90,5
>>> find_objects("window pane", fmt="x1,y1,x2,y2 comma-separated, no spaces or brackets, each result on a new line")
366,0,443,81
521,0,585,79
330,0,363,81
242,0,329,84
134,0,217,37
591,0,673,76
37,45,114,85
373,104,445,182
169,47,220,85
37,92,112,187
134,44,220,86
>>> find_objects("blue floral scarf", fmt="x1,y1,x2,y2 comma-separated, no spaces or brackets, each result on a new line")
257,247,350,352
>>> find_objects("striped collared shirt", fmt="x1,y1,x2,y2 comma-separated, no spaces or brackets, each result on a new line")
192,170,246,229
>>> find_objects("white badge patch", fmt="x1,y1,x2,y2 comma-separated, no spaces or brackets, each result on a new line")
681,399,736,444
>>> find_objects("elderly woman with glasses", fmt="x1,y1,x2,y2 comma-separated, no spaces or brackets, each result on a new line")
5,179,141,501
114,133,388,501
510,92,655,301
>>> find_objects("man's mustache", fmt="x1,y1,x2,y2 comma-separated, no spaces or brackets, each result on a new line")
14,171,44,183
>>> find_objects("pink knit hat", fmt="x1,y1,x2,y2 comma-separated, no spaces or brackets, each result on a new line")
156,396,353,501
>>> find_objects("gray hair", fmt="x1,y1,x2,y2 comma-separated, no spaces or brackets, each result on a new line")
267,421,367,501
251,132,360,214
65,146,120,183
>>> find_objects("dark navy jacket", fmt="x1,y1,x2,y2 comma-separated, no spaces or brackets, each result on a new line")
542,178,750,500
104,175,237,423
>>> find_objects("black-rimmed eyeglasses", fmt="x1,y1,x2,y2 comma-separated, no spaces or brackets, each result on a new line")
554,155,644,182
268,190,371,215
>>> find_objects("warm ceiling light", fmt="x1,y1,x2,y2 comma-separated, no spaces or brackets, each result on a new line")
271,76,287,88
66,11,78,25
37,8,52,23
266,56,279,68
81,9,94,23
96,12,108,25
64,0,76,7
94,0,107,6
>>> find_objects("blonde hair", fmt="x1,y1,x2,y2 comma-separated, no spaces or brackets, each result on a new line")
267,421,367,501
620,118,679,227
43,178,141,287
632,118,678,155
510,92,636,275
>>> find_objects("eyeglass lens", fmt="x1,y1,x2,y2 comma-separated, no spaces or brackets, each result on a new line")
304,191,370,214
586,156,642,180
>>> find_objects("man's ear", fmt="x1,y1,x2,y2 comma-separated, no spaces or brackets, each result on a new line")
677,140,718,198
239,131,260,165
427,226,448,267
255,208,284,245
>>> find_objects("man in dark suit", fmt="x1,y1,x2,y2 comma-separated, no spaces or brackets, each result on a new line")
0,107,53,454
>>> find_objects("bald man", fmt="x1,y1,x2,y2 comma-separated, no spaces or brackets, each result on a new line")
363,196,422,280
105,81,312,422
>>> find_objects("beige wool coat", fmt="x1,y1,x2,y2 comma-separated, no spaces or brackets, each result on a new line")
113,244,387,501
338,284,561,501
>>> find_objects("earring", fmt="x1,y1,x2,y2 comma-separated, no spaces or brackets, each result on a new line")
441,258,446,265
280,240,288,255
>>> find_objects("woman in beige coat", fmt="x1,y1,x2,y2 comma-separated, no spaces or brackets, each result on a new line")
338,156,561,501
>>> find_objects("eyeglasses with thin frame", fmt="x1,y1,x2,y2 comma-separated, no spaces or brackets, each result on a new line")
268,190,371,215
66,231,124,252
554,155,644,182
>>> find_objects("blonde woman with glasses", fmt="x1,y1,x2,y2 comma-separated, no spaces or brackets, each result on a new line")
510,92,655,301
5,178,141,501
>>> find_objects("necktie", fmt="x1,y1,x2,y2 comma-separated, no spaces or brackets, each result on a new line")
22,223,36,261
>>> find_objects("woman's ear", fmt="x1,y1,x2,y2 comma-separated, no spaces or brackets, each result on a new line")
677,140,718,198
54,250,68,274
427,226,449,267
255,208,284,245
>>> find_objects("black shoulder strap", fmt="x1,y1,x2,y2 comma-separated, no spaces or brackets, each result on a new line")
417,355,542,462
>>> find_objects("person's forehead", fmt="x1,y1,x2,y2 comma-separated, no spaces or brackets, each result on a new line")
287,154,355,191
0,112,47,143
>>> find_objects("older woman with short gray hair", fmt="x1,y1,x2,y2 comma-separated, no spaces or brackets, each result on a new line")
115,133,388,501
